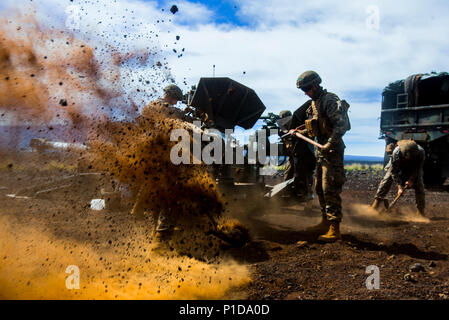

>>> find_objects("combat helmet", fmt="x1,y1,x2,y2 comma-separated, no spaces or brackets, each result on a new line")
397,140,419,159
296,71,322,91
279,110,292,119
385,142,397,155
163,84,183,100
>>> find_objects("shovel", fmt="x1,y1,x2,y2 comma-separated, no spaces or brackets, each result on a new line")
387,186,409,212
265,178,295,198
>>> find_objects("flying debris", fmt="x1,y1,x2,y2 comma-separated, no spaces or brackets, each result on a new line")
170,5,179,14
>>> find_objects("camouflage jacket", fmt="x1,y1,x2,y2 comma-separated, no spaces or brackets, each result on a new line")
141,99,187,121
305,88,347,152
390,142,425,185
288,101,316,160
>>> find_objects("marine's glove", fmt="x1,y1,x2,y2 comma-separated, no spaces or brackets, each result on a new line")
289,129,308,137
405,180,413,189
183,106,193,114
321,141,333,154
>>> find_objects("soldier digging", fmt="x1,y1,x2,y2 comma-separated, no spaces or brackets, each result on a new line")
371,140,426,216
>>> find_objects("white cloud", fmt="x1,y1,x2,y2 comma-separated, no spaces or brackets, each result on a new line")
166,0,449,156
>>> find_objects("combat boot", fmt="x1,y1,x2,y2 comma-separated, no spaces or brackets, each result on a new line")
154,230,172,242
130,201,145,218
416,208,425,216
152,230,172,252
305,216,329,234
318,221,341,243
371,198,382,212
131,187,146,218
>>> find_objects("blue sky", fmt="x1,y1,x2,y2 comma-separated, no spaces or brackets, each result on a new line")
2,0,449,156
163,0,248,26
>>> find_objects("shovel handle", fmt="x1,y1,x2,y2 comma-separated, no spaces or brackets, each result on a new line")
292,131,324,149
388,188,405,211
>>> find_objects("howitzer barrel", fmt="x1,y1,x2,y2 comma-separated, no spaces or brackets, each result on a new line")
30,138,88,152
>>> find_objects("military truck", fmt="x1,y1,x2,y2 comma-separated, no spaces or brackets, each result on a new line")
379,72,449,186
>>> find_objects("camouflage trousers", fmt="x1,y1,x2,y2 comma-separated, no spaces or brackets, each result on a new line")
315,149,346,222
284,157,294,181
284,156,315,199
131,185,174,233
375,161,426,212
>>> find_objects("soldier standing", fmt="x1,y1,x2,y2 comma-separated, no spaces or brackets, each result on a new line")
294,71,350,242
278,110,295,181
371,140,426,215
132,84,185,241
280,106,316,202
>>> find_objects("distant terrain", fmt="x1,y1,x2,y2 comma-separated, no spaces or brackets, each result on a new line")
345,155,384,163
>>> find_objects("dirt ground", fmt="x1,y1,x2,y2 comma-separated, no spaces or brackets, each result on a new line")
232,170,449,300
1,153,449,300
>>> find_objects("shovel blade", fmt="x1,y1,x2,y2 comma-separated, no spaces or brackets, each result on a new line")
265,178,295,198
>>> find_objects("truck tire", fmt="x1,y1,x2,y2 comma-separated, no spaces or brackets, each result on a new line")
424,166,446,186
383,151,389,168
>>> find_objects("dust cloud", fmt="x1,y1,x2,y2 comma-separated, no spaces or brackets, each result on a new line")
346,203,430,225
0,5,251,300
85,109,223,218
0,216,250,300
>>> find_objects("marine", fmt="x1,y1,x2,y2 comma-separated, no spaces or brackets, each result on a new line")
371,140,426,215
279,107,316,202
278,110,294,181
141,84,187,121
293,71,350,242
132,84,185,241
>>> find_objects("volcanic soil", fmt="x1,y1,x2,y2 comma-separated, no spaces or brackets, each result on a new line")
1,153,449,300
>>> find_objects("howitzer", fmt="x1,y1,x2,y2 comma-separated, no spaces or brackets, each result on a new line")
185,77,266,132
260,112,281,129
30,138,88,152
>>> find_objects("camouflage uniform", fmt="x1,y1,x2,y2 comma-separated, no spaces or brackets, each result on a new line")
141,99,187,121
277,111,295,181
375,140,426,212
134,97,186,234
305,88,347,222
287,102,316,199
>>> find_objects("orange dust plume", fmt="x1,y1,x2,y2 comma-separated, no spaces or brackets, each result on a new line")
0,11,131,130
86,107,224,219
0,9,252,300
0,215,251,300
